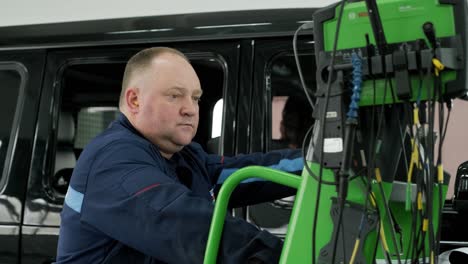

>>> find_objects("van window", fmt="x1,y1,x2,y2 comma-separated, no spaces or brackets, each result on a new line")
269,54,315,151
0,69,22,191
271,96,288,140
50,55,226,196
211,99,223,138
75,107,120,149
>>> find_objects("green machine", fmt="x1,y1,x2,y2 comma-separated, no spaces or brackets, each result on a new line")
205,0,468,263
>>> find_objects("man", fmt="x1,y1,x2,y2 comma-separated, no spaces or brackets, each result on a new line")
56,47,303,263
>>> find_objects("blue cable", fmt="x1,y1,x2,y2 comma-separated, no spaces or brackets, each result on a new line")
347,52,363,119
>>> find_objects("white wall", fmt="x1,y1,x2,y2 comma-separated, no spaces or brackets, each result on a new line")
0,0,334,27
443,100,468,199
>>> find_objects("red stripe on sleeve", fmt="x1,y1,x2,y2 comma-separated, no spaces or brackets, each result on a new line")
134,183,160,196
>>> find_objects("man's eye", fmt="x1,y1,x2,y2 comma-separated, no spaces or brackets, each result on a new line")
193,96,201,102
170,94,180,99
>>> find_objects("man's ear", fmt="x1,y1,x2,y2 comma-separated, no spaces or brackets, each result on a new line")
125,87,140,114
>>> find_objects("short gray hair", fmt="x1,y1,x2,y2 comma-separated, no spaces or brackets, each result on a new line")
119,47,189,107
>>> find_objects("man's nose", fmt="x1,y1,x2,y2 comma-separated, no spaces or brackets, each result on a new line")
181,97,198,116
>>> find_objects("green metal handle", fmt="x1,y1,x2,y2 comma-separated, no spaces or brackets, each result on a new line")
203,166,301,264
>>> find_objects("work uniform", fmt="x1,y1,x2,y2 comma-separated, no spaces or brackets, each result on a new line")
56,113,303,263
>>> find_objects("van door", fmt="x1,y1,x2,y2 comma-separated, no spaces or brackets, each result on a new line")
22,42,240,263
0,51,45,264
247,36,315,238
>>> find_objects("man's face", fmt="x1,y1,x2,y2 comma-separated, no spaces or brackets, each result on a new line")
133,53,202,158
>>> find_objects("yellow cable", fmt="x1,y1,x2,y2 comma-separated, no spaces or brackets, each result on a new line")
369,192,377,208
407,139,420,182
423,218,429,232
349,238,360,264
375,168,382,183
432,58,445,76
413,107,420,125
438,164,444,183
408,162,415,183
380,221,390,252
418,192,423,210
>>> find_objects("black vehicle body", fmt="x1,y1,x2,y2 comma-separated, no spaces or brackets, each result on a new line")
0,8,465,263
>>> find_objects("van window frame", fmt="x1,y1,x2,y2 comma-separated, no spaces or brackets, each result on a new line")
0,63,28,194
51,54,228,198
249,37,315,154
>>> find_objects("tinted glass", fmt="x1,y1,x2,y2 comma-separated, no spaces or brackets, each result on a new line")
0,70,21,188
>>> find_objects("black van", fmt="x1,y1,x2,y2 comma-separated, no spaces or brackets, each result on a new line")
0,8,466,264
0,9,319,263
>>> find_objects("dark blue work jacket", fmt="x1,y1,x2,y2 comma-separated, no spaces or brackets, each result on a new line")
56,113,303,263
